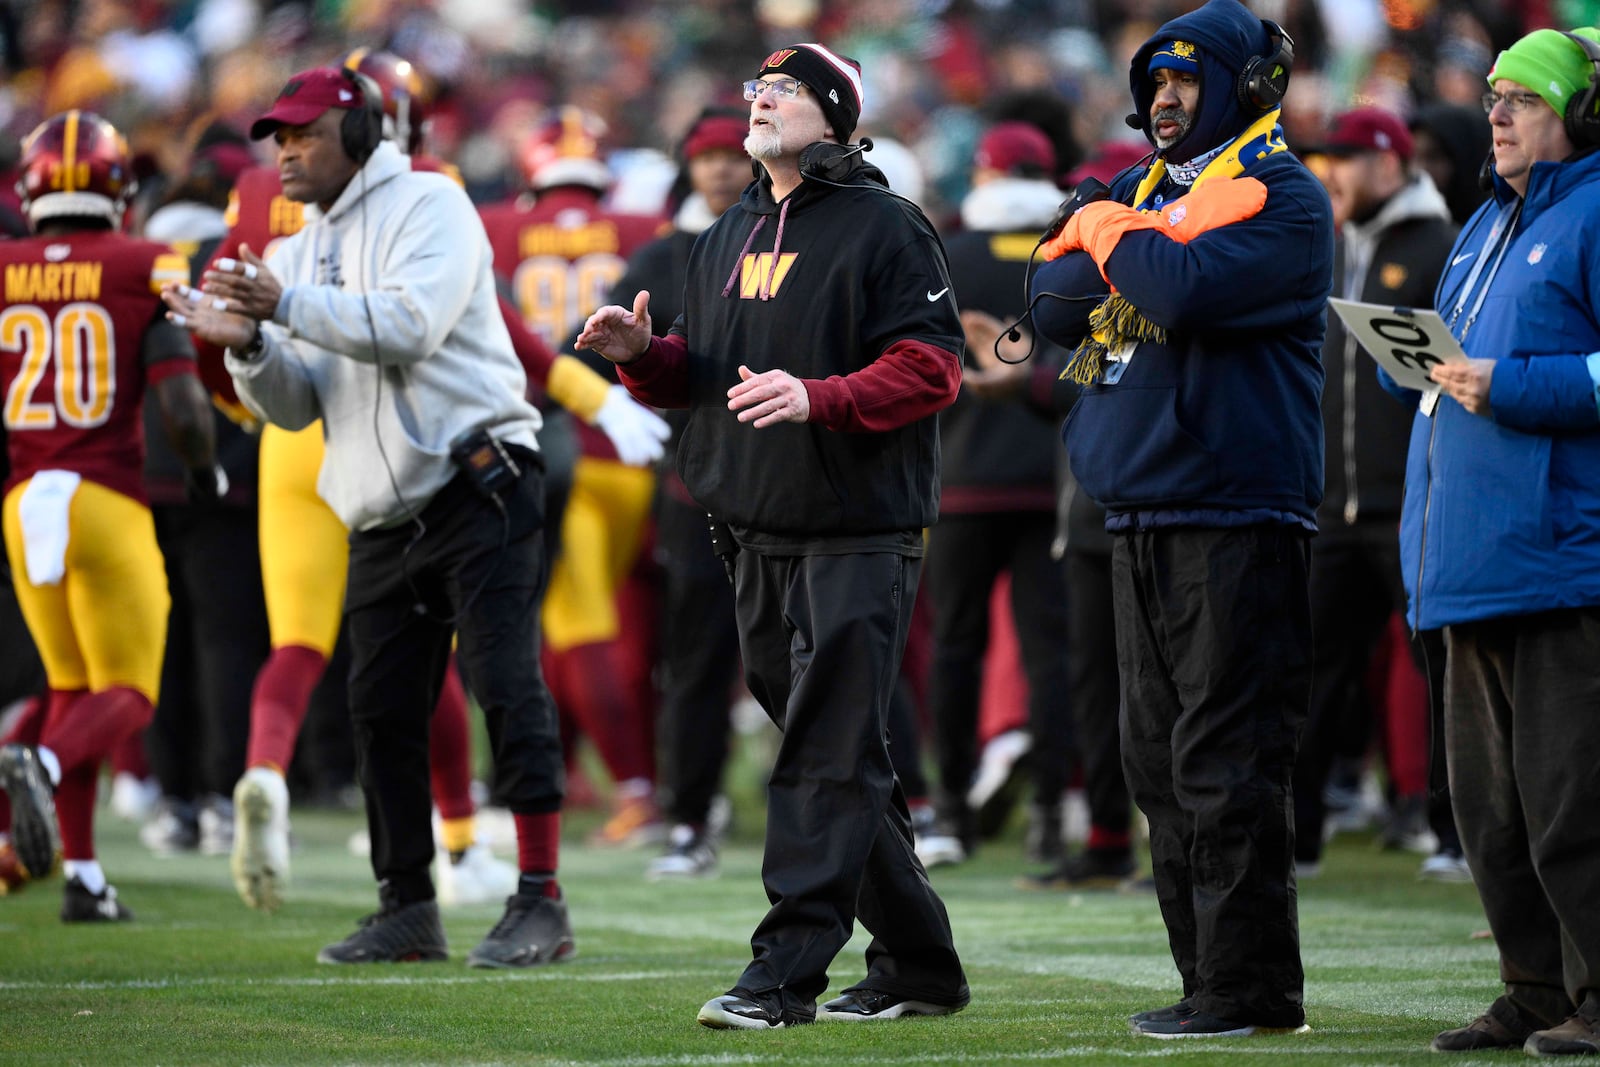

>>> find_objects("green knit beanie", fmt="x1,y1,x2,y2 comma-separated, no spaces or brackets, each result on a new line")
1489,27,1600,116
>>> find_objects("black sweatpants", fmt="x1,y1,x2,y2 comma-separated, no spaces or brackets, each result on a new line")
148,503,268,799
926,512,1074,815
345,451,563,904
1066,546,1130,836
1445,608,1600,1026
732,548,966,1020
654,490,742,827
1114,525,1311,1028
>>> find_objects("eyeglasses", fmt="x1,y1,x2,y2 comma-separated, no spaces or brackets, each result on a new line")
743,77,803,102
1482,90,1546,115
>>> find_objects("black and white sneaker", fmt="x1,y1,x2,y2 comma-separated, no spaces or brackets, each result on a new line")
820,987,968,1021
465,886,576,968
1133,1008,1310,1039
697,991,812,1030
646,824,718,880
139,797,199,856
316,899,448,964
61,877,133,922
0,744,59,880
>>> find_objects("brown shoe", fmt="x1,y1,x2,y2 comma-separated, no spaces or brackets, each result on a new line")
1525,1012,1600,1057
1432,999,1537,1052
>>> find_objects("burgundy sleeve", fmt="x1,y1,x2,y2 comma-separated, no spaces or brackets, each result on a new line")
498,293,557,388
615,333,692,408
801,339,961,432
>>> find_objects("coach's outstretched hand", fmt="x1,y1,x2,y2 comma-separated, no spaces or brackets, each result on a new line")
576,290,652,365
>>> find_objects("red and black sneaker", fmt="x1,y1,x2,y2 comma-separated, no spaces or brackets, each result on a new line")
316,899,448,964
1134,1008,1310,1039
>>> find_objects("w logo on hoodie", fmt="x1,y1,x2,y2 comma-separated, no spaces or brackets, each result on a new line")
736,252,798,299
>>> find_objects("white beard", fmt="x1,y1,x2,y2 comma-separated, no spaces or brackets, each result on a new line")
745,123,783,161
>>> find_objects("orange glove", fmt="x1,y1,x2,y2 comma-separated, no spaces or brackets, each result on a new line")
1042,177,1269,279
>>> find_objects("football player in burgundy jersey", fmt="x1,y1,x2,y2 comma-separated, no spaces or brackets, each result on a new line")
479,107,669,846
0,110,220,921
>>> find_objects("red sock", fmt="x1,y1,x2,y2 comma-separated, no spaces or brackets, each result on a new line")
245,645,327,771
40,687,153,774
514,811,560,879
110,729,149,779
4,694,48,746
429,659,475,822
56,764,98,860
1087,825,1132,852
558,642,654,784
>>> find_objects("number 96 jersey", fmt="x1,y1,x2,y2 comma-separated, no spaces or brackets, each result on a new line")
0,230,192,502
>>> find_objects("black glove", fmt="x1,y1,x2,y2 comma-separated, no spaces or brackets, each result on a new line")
184,464,230,505
1041,177,1112,243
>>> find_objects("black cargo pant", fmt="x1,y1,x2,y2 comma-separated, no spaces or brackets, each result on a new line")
732,547,967,1022
345,448,564,904
1114,525,1311,1028
926,512,1075,820
1445,608,1600,1026
655,490,742,827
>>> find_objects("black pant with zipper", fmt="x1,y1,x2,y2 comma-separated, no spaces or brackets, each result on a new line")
730,547,967,1023
1114,524,1311,1028
344,448,563,905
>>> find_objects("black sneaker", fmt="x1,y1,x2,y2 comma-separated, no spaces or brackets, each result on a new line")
1133,1009,1309,1039
465,888,575,968
1017,848,1136,890
316,899,448,964
819,986,969,1021
1022,802,1065,864
1432,998,1538,1052
0,744,60,880
61,877,133,922
1129,1000,1194,1025
646,824,718,880
697,990,813,1030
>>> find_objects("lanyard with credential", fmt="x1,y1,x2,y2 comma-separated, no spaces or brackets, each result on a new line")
1446,198,1523,343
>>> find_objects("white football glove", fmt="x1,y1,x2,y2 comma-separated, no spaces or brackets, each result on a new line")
594,385,671,466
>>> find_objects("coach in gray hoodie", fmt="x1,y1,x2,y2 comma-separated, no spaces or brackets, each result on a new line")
163,66,571,972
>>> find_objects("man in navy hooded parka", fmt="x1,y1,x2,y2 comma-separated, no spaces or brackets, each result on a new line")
1030,0,1332,1039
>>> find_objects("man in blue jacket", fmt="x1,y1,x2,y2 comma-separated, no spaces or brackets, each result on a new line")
1029,0,1331,1039
1404,27,1600,1058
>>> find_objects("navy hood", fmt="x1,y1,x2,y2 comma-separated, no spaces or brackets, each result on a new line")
1130,0,1279,165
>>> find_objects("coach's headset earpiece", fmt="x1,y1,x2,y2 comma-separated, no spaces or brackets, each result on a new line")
798,136,874,182
1237,19,1295,115
1561,30,1600,149
340,67,385,164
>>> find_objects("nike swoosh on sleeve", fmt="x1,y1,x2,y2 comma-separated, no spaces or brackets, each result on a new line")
1451,252,1475,267
926,288,950,301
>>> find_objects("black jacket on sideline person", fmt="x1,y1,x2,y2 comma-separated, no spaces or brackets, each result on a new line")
1319,174,1457,533
671,162,962,544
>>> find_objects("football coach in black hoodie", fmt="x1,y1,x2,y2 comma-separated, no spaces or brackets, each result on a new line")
579,42,969,1031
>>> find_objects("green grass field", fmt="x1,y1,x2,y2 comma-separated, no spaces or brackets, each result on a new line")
3,797,1503,1066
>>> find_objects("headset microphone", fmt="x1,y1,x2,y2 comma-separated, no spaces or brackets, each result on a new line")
1125,113,1143,130
798,137,874,182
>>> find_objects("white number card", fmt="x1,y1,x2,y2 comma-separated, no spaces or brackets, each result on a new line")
1328,299,1468,395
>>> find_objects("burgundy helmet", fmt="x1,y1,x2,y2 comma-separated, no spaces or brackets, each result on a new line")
17,110,136,226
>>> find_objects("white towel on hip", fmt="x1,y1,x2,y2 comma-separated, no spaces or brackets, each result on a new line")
17,470,82,586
